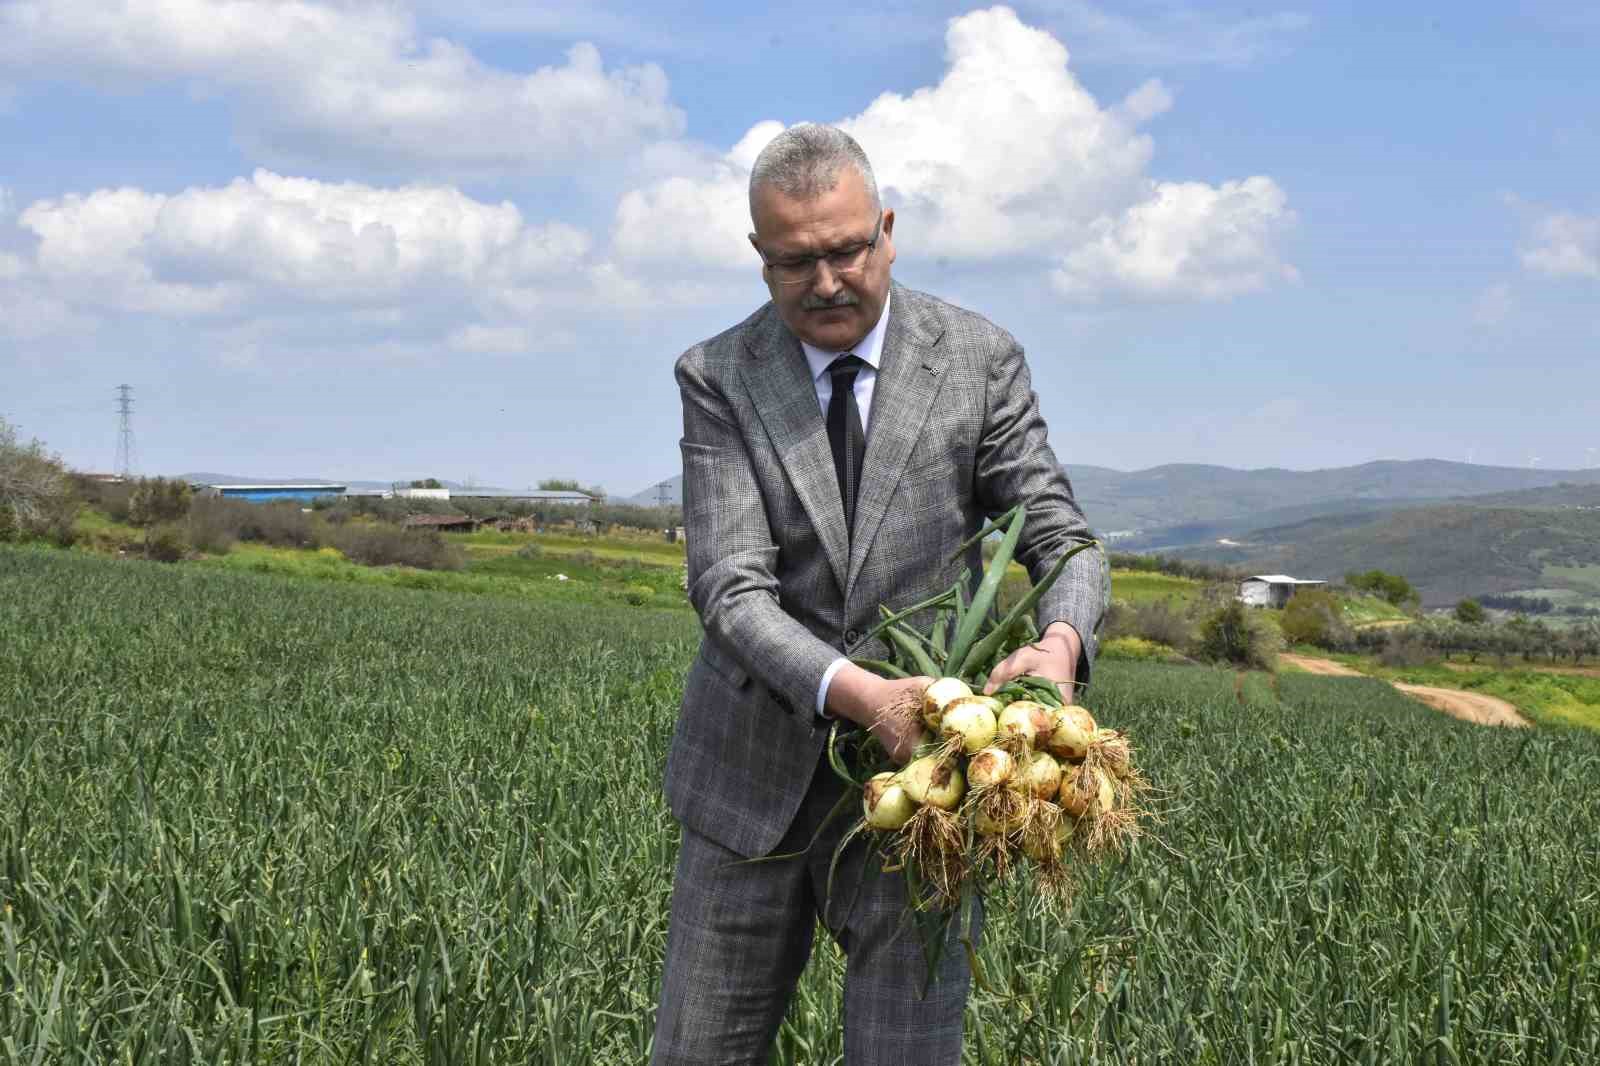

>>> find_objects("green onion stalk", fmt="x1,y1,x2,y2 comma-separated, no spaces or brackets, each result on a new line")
820,503,1150,997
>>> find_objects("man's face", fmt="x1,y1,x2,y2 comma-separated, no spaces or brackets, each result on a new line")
749,168,895,352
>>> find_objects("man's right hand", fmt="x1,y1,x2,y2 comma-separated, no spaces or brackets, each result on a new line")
824,666,932,765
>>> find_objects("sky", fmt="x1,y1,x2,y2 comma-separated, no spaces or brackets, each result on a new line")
2,0,1597,496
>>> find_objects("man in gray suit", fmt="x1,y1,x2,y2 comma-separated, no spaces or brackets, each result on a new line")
651,124,1104,1063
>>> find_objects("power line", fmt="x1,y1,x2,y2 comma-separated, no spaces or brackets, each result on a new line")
115,384,137,479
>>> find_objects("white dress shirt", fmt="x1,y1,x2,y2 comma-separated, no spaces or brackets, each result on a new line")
803,292,891,716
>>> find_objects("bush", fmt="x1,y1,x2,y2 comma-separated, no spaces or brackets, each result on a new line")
330,525,464,571
1,418,79,543
128,477,193,527
1344,568,1420,609
1280,588,1354,650
1104,596,1195,650
218,498,323,549
185,496,240,554
515,542,543,560
1379,631,1431,668
142,524,189,563
1453,599,1487,625
622,582,653,606
1196,601,1282,670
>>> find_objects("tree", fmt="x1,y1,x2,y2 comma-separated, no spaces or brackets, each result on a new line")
538,477,605,500
128,477,193,526
1453,598,1487,625
1280,587,1352,649
408,478,444,489
1344,568,1420,609
0,417,77,543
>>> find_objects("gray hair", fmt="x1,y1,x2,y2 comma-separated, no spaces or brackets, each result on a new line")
748,123,880,217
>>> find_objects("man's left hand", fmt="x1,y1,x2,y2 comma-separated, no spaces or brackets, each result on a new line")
982,621,1081,703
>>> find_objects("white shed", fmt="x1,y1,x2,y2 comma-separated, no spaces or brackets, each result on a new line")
1238,574,1326,608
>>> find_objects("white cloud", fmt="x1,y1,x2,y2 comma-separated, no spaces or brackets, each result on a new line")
0,0,684,174
1038,1,1311,68
1520,210,1600,280
4,169,624,356
1051,177,1297,302
20,170,589,310
613,6,1294,305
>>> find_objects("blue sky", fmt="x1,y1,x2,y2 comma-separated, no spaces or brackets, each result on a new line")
3,1,1597,495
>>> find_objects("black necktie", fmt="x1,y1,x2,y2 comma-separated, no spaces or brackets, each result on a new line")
826,354,867,535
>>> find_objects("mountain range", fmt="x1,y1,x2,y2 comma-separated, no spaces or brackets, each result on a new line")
629,460,1600,608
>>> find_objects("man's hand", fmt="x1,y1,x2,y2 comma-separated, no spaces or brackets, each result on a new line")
825,666,933,765
983,621,1082,703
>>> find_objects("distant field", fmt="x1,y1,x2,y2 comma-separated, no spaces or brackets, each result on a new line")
1317,652,1600,732
1109,569,1205,605
5,545,1600,1062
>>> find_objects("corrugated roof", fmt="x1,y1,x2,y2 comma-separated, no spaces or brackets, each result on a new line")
1244,575,1327,585
204,483,347,491
452,489,594,501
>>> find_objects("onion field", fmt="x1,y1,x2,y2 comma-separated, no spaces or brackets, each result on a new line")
4,545,1600,1064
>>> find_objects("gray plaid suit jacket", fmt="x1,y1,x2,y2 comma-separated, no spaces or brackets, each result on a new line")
670,282,1106,858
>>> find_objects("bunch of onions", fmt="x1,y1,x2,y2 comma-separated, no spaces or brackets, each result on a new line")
835,503,1149,914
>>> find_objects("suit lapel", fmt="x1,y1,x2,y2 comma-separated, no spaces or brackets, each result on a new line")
847,286,947,601
739,307,852,594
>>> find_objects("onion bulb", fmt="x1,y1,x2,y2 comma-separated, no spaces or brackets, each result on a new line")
967,747,1015,788
896,756,966,811
1094,728,1133,779
920,677,973,731
939,696,997,754
862,772,917,830
1019,751,1064,800
1058,763,1101,818
1044,705,1097,762
996,703,1042,748
974,805,1017,837
1023,810,1072,862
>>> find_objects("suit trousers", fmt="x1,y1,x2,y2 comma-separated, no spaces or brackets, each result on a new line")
650,749,980,1065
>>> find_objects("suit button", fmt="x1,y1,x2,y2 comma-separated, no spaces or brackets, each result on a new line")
844,628,861,645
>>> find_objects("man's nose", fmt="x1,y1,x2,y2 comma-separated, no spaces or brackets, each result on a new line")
810,259,843,299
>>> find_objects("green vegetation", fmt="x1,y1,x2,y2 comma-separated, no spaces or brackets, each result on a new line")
1345,568,1421,608
5,545,1599,1061
1109,569,1204,606
1319,654,1600,732
1180,502,1600,609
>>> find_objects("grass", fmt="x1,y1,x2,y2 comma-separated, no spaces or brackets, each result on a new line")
1108,569,1205,606
197,541,691,611
1097,635,1188,663
5,543,1600,1062
1316,653,1600,732
1339,593,1413,626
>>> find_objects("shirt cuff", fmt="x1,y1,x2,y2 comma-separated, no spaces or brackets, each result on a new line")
816,656,850,717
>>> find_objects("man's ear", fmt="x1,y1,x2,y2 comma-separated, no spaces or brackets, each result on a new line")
881,208,896,265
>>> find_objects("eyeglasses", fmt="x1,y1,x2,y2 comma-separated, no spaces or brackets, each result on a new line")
755,212,884,286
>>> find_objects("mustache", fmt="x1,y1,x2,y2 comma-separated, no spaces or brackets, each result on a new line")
800,291,859,311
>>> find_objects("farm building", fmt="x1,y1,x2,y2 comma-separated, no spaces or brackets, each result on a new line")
1238,574,1327,608
402,514,483,532
452,489,595,505
197,483,346,504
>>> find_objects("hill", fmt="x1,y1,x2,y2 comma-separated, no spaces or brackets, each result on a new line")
1175,502,1600,607
631,460,1600,531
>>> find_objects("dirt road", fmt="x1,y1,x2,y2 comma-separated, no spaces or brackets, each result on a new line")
1279,654,1531,728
